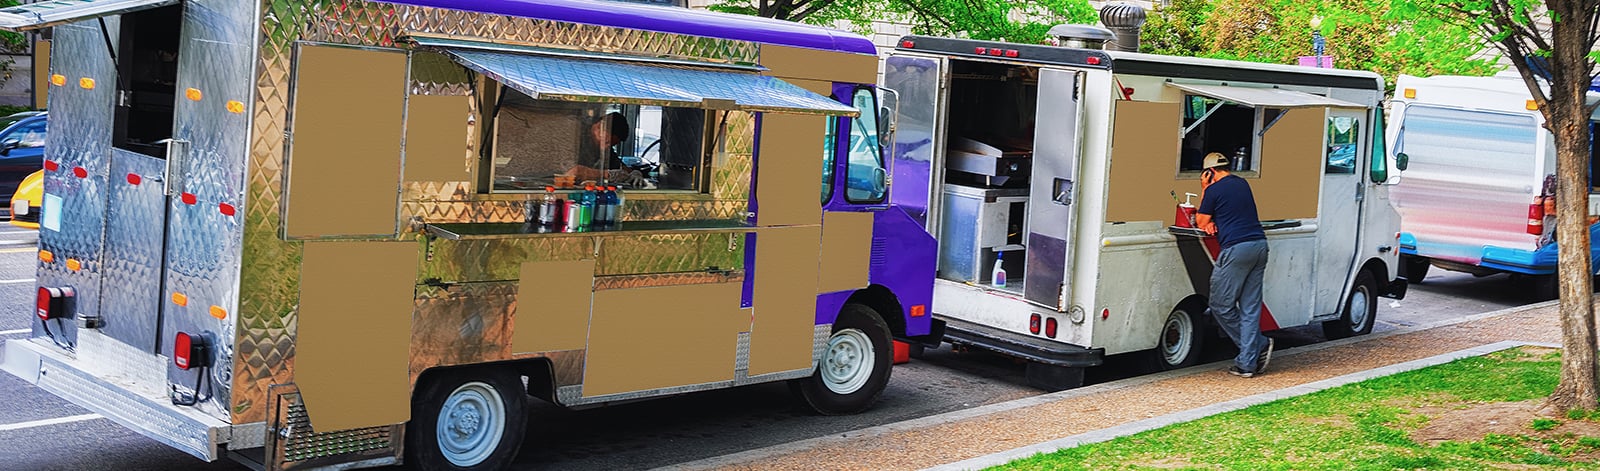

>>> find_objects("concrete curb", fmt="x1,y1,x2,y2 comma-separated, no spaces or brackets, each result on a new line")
656,300,1554,471
926,340,1561,471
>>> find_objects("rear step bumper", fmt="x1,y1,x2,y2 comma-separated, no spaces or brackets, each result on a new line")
0,337,262,461
939,316,1104,368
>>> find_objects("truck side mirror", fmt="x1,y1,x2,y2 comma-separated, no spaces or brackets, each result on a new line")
877,87,899,163
1395,152,1409,171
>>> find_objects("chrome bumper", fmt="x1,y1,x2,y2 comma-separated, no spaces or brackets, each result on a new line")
0,338,264,461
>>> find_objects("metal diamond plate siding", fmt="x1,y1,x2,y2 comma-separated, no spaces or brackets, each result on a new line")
100,150,170,353
163,0,259,423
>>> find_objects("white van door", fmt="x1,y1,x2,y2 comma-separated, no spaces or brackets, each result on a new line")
1024,68,1084,310
1314,108,1366,314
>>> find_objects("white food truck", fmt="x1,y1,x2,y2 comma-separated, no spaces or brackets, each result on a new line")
883,29,1408,389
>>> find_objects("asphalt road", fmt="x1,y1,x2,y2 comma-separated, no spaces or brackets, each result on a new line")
0,230,1538,471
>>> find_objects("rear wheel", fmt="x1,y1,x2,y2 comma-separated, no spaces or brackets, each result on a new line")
408,368,527,471
1149,306,1206,371
793,303,893,415
1402,256,1430,283
1324,270,1377,340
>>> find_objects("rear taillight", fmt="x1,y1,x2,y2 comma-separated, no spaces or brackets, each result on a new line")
1044,317,1058,338
1029,313,1042,334
1528,199,1546,235
174,332,214,370
36,286,74,321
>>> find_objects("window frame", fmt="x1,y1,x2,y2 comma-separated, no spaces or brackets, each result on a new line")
842,86,888,204
1178,94,1288,177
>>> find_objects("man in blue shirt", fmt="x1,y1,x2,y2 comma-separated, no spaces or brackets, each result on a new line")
1196,152,1274,378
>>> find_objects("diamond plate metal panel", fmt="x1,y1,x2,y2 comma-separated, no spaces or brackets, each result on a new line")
592,271,743,291
36,19,119,350
411,283,514,382
597,232,745,276
619,199,748,222
100,150,168,352
408,50,470,96
380,2,758,64
712,111,755,200
266,384,402,470
420,237,593,283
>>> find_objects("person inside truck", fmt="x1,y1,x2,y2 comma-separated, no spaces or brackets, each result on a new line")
1196,152,1275,378
566,111,649,187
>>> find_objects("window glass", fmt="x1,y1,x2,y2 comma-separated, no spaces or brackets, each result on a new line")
490,89,705,192
1371,110,1388,183
844,89,886,202
1325,116,1360,174
1398,104,1538,180
822,115,838,202
1179,95,1256,172
9,120,46,147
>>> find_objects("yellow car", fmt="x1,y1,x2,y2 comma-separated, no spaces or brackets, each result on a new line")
10,168,40,229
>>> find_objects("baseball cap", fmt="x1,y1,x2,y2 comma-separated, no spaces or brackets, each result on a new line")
1202,152,1230,170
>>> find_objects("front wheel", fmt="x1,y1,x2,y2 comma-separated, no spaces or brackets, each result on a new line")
1324,270,1378,340
407,368,528,471
792,303,893,415
1402,256,1430,283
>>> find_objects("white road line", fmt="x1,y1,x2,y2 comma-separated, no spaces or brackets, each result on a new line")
0,279,35,284
0,329,29,335
0,414,102,432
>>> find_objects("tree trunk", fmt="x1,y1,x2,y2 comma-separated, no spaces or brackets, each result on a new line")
1541,0,1599,413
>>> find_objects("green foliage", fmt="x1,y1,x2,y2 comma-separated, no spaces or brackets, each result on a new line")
1532,418,1562,431
994,347,1599,470
1140,0,1501,87
710,0,1098,44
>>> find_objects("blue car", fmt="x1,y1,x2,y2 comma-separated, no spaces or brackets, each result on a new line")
0,111,45,204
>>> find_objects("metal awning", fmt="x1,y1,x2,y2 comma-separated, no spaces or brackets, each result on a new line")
445,49,858,116
0,0,177,32
1167,83,1365,109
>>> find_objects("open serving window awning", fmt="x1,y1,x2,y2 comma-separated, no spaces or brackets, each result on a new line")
445,48,859,116
1167,83,1365,109
0,0,176,31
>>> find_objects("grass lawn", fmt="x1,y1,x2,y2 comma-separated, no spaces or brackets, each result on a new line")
997,346,1600,470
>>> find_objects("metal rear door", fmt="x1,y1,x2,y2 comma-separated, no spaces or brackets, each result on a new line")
881,53,948,229
100,148,170,352
1024,68,1083,310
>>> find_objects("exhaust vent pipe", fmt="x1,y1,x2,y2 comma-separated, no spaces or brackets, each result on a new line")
1099,3,1147,52
1047,24,1115,50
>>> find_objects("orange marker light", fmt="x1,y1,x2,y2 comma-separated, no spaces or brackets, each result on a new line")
226,100,245,114
172,292,188,307
78,77,95,89
38,250,53,263
65,259,80,271
185,88,202,101
209,305,227,319
1403,88,1416,99
910,305,926,317
1526,100,1539,110
49,74,65,86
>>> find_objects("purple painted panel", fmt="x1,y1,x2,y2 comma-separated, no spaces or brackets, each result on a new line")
814,290,851,326
869,206,937,336
376,0,877,55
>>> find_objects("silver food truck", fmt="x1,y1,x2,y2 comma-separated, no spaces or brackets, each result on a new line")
0,0,938,469
881,28,1408,389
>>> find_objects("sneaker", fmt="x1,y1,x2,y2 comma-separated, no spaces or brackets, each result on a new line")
1227,365,1255,378
1256,338,1275,375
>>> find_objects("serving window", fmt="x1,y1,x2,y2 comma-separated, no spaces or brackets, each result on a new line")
1178,95,1282,174
489,89,709,192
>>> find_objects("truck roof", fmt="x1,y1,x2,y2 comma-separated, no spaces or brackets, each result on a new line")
374,0,878,56
1394,73,1600,119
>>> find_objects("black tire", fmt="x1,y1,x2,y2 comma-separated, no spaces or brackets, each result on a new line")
1529,274,1559,301
1024,362,1085,391
1324,270,1378,340
792,303,893,415
1402,256,1430,283
407,368,528,471
1149,306,1206,371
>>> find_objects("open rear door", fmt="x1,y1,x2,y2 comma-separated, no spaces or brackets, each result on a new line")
881,53,948,228
0,0,177,31
1024,68,1083,310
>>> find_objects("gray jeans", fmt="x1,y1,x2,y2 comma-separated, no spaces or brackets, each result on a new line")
1207,239,1269,373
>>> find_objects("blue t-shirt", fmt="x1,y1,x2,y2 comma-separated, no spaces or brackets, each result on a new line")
1198,174,1266,250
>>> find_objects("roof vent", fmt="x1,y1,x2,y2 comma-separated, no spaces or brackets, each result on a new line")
1099,3,1147,52
1047,24,1116,50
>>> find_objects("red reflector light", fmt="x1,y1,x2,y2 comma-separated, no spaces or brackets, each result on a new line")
1086,56,1102,65
1029,313,1042,334
181,192,197,205
127,173,141,185
1004,49,1019,58
988,48,1003,56
901,40,915,48
219,203,236,217
72,166,87,178
1045,317,1058,338
975,47,988,55
1101,308,1110,320
174,332,194,369
44,160,59,171
35,287,51,321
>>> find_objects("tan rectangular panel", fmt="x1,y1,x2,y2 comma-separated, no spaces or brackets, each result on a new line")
285,45,407,238
583,282,747,396
760,45,878,84
756,113,826,227
818,211,872,293
512,259,595,353
1105,101,1188,224
749,225,823,376
33,40,48,110
403,94,473,183
296,241,419,431
1255,108,1323,220
786,78,832,96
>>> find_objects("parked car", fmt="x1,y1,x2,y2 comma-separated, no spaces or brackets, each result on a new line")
9,168,40,229
0,111,46,205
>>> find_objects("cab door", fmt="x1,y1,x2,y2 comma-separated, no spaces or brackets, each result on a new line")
1314,108,1366,314
1024,68,1084,310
